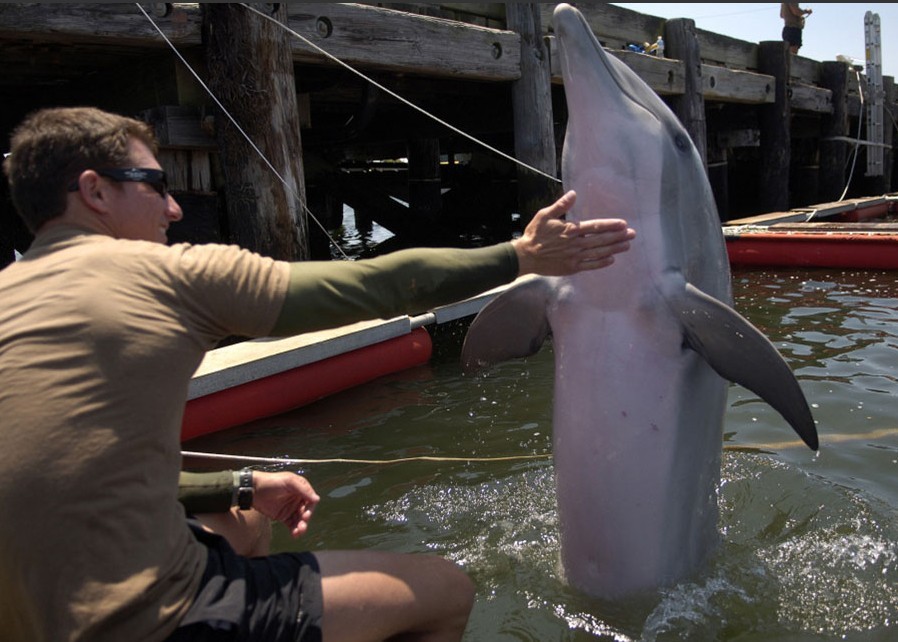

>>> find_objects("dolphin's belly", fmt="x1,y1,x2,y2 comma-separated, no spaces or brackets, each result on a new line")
549,305,725,597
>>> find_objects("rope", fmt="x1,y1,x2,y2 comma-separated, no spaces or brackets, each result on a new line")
837,68,866,203
238,3,561,185
137,2,561,256
183,425,898,469
135,3,351,260
182,450,551,466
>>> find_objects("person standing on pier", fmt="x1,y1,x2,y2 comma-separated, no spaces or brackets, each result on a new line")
781,2,813,54
0,106,635,642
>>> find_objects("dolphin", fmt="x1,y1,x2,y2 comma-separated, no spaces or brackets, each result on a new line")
461,3,817,599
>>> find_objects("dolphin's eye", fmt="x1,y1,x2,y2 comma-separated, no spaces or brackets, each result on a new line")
674,134,690,152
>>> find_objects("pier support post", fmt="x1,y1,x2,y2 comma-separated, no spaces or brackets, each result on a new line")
871,76,896,195
203,3,309,260
884,76,895,193
666,18,707,169
507,2,558,223
819,60,851,202
407,138,442,235
758,41,792,212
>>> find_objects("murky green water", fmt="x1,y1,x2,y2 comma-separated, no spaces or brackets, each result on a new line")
187,268,898,641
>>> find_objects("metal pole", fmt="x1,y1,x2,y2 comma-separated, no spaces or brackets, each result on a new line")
865,11,884,177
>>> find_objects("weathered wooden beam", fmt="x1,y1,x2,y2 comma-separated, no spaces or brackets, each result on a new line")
692,28,758,71
0,3,202,46
0,3,521,82
547,38,684,96
541,3,664,53
790,83,832,113
285,3,521,81
703,65,773,105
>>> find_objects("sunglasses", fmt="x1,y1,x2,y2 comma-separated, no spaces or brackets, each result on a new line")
67,167,169,198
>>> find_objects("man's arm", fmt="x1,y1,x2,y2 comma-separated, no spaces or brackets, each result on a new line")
179,469,319,534
271,190,634,337
178,470,235,514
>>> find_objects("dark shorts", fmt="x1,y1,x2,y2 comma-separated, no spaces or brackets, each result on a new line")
165,518,323,642
782,25,803,48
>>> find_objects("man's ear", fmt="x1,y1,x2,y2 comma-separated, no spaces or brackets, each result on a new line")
72,170,113,215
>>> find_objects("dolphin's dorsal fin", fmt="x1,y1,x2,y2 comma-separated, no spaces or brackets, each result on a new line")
461,277,554,374
671,283,819,450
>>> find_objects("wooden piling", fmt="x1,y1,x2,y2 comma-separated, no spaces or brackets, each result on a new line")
507,2,558,222
407,138,442,238
819,60,851,202
665,18,707,169
203,3,309,261
884,77,895,193
758,40,792,213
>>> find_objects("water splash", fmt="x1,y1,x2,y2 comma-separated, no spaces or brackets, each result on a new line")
360,451,897,640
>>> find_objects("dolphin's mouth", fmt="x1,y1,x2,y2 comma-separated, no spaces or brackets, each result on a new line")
554,4,657,120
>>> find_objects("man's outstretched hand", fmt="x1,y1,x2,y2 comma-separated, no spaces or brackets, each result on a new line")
512,190,635,277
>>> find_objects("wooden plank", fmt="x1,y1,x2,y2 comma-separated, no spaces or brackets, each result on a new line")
693,29,758,70
285,3,521,81
0,3,521,82
547,38,684,96
549,36,771,105
541,3,664,52
703,65,774,104
0,3,202,46
790,82,832,114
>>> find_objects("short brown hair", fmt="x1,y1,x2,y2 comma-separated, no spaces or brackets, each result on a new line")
3,106,158,233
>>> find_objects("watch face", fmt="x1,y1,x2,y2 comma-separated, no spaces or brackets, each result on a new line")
237,486,253,510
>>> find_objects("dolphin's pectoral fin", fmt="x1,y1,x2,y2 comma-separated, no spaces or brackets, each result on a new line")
460,276,554,374
671,283,818,450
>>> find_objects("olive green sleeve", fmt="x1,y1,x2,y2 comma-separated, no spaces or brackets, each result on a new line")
178,470,235,514
271,243,518,336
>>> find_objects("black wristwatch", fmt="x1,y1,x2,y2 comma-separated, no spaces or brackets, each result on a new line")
235,468,254,510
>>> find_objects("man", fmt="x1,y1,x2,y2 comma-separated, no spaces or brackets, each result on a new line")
781,2,812,54
0,106,635,641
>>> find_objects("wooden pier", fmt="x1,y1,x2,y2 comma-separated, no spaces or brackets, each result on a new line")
1,3,896,265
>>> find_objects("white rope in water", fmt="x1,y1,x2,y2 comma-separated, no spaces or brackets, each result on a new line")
182,450,552,466
183,426,897,468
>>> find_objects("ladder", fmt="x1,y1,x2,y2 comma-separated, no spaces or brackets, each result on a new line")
865,11,883,177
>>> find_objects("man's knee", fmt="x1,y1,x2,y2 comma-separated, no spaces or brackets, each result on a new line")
434,555,475,609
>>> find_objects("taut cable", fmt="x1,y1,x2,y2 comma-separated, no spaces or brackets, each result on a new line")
135,3,351,259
